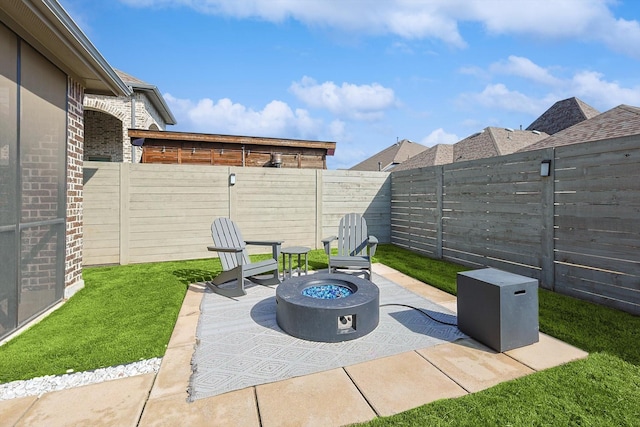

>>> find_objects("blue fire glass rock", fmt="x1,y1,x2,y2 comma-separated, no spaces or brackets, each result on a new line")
302,284,353,299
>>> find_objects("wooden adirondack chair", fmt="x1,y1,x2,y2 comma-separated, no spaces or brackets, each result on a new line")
207,218,282,297
322,213,378,279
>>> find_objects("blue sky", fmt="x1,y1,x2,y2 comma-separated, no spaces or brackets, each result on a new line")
59,0,640,169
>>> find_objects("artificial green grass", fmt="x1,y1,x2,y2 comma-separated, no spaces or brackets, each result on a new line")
538,288,640,366
0,252,311,383
0,258,221,383
360,353,640,426
360,244,640,427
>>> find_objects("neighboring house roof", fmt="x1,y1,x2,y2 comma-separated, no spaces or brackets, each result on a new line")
522,104,640,152
526,97,600,135
393,144,453,172
0,0,130,96
115,69,177,126
394,128,548,172
349,139,428,171
128,128,336,155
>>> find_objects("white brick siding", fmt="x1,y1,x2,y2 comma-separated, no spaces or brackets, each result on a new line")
84,90,168,163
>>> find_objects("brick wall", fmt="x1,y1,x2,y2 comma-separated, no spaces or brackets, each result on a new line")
65,77,84,296
84,91,167,163
135,92,165,131
84,110,123,161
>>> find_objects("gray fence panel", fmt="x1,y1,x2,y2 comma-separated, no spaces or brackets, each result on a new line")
389,137,640,315
551,135,640,314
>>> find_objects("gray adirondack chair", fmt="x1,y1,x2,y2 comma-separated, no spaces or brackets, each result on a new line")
207,218,282,297
322,213,378,279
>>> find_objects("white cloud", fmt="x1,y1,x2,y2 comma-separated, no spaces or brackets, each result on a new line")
327,119,347,142
164,93,322,138
459,56,640,114
490,56,562,86
420,128,459,146
598,17,640,58
118,0,640,58
459,84,552,115
459,0,605,38
459,66,487,78
289,76,397,121
569,71,640,107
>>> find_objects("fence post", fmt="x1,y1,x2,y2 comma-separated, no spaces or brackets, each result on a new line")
435,165,444,259
316,170,323,249
540,148,555,290
119,163,130,265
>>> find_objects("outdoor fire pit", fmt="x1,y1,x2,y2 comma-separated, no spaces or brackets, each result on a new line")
276,273,379,342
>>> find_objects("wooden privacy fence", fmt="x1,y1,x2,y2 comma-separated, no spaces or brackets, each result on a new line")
391,135,640,315
83,164,390,265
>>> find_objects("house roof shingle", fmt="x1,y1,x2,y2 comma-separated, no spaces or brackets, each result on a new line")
521,104,640,152
526,97,600,135
394,128,548,172
349,139,428,171
393,144,453,171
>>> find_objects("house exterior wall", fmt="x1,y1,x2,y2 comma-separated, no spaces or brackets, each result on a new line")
134,92,165,132
84,110,123,161
0,22,90,340
84,91,167,163
65,77,85,298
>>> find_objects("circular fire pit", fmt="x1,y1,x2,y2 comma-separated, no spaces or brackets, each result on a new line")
276,273,379,342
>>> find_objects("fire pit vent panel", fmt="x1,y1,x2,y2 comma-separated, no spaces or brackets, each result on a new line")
276,273,379,342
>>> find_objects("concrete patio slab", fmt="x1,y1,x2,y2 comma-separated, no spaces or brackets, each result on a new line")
255,368,376,427
439,300,458,313
13,374,154,427
0,395,37,426
418,338,535,393
166,309,199,348
373,264,456,304
345,350,467,417
176,284,205,318
148,344,193,400
371,263,398,275
139,386,259,427
505,332,589,370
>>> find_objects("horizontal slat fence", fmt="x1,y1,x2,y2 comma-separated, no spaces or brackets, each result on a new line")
391,136,640,315
84,135,639,314
83,163,390,265
322,170,391,243
552,136,640,314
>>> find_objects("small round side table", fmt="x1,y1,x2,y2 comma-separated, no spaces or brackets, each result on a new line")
281,246,311,279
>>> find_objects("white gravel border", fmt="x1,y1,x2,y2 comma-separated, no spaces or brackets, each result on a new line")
0,358,161,401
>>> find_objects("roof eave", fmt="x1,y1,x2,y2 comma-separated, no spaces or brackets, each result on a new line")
130,83,177,125
0,0,130,97
128,129,336,154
